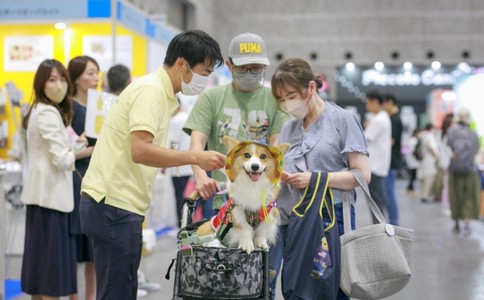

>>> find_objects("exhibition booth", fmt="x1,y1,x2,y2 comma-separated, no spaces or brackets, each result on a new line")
0,1,183,298
334,63,484,140
0,0,181,158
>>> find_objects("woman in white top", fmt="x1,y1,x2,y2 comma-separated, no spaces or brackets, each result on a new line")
404,129,421,194
417,123,440,203
20,59,85,299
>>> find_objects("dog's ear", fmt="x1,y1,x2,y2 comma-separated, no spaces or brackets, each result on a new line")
276,143,290,155
223,136,240,153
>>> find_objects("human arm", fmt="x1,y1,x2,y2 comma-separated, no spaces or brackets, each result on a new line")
72,132,93,160
38,107,75,170
269,133,280,146
280,152,370,189
75,146,94,160
189,130,221,200
130,130,225,170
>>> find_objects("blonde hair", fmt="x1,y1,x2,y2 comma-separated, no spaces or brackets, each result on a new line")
456,107,471,124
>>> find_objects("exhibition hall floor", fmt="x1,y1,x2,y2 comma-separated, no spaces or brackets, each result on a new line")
6,179,484,300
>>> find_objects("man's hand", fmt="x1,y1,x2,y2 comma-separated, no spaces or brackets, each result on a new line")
281,171,311,189
196,150,226,171
195,175,220,200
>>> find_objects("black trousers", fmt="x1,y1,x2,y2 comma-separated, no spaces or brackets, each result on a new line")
368,174,387,224
172,175,190,227
80,195,144,300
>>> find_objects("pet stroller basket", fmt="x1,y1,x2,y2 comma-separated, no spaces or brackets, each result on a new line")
168,191,271,300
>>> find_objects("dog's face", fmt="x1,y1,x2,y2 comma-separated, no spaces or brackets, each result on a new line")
223,136,290,184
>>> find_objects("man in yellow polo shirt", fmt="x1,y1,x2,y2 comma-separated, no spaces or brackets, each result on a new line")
79,30,226,300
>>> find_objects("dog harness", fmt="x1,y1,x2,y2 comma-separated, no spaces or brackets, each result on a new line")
211,197,276,243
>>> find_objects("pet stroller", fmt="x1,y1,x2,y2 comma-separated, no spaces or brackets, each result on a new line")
168,191,271,300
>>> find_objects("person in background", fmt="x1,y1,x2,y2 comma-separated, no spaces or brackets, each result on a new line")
435,113,454,214
479,169,484,222
183,32,290,212
107,64,132,95
67,55,100,300
166,97,193,227
447,108,480,235
21,59,85,300
417,123,440,203
79,30,226,300
382,93,403,225
364,90,392,223
405,129,421,196
106,63,159,298
270,58,370,300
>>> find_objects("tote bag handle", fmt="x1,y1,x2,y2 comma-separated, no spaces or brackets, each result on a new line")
342,169,386,233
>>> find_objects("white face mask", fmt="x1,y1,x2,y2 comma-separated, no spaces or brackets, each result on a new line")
283,99,309,119
45,82,68,104
180,63,209,96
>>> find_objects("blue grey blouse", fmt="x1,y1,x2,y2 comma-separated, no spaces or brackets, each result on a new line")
277,101,369,225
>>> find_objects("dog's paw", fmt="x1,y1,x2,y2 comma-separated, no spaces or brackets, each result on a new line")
238,239,255,254
254,237,269,250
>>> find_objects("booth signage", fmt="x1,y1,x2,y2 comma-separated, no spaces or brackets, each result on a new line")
335,65,464,101
361,69,454,87
117,1,146,35
0,0,110,19
150,24,178,45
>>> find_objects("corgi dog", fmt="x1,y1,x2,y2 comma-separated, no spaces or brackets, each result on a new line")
197,136,290,253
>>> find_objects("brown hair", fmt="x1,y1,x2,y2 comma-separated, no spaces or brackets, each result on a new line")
271,58,323,106
23,59,73,129
441,113,454,138
67,55,100,96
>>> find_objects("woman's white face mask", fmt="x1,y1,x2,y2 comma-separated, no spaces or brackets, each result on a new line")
282,99,309,119
180,63,209,96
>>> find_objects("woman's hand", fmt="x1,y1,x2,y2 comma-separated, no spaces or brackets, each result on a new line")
281,171,311,189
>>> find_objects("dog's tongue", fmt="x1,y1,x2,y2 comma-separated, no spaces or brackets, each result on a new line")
250,172,261,182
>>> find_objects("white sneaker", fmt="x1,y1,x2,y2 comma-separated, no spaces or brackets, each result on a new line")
138,270,161,293
137,288,148,298
138,281,161,293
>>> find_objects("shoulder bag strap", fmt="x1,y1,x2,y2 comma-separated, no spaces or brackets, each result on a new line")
292,172,321,216
342,169,387,233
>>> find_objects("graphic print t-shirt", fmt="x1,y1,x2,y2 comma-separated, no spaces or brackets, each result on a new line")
183,83,290,184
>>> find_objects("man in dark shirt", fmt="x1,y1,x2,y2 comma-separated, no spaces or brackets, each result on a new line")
383,94,403,225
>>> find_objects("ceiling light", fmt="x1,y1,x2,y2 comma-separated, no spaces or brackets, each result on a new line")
403,62,413,70
345,62,355,72
374,62,384,71
55,22,67,30
431,61,441,70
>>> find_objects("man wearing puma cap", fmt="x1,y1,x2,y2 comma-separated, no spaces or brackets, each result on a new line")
184,33,289,299
184,31,289,206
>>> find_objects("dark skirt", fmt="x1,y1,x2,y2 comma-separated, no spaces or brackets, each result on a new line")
21,205,77,296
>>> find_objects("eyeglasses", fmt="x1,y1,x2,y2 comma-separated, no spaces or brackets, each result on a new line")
233,65,265,74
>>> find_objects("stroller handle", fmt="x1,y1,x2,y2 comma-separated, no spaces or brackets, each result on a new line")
181,190,200,228
183,190,200,209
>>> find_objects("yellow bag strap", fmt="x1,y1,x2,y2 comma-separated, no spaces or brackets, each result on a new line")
292,172,335,232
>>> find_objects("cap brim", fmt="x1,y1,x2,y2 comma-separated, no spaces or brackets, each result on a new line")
232,57,270,66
